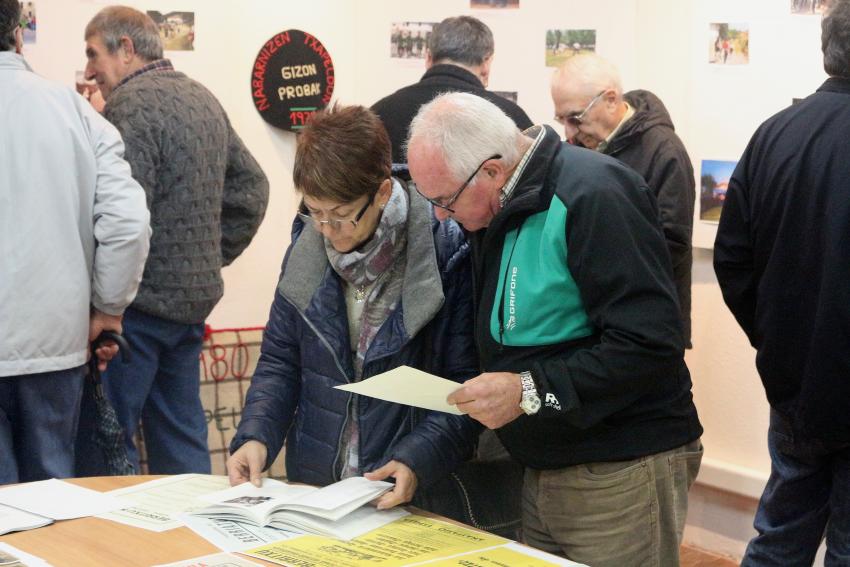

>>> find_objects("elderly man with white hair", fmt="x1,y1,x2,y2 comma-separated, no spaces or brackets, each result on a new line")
406,91,703,567
551,54,695,348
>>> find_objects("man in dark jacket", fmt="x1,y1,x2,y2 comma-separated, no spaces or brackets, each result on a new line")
82,7,269,474
372,15,532,163
715,2,850,563
551,54,695,346
408,92,702,567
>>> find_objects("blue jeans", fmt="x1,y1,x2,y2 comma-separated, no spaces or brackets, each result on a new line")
101,308,210,474
0,366,85,484
742,409,850,566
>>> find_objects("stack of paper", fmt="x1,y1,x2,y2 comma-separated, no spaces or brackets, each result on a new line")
0,479,124,522
193,476,407,540
0,504,52,536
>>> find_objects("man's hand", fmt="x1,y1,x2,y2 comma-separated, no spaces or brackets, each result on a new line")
364,460,418,510
89,308,122,372
447,372,525,429
227,440,268,487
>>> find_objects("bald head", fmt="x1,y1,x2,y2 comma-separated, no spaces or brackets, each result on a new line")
550,54,627,148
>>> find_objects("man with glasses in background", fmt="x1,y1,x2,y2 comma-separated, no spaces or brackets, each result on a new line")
407,92,702,567
551,54,695,348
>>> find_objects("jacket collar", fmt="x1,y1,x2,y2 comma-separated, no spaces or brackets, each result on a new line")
0,52,32,72
818,76,850,95
420,64,484,89
279,179,444,340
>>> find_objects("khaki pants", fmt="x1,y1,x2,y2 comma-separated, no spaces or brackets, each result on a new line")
522,439,703,567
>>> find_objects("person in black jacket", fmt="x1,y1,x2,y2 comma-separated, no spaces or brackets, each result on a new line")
551,54,695,346
372,15,532,164
226,105,479,515
715,2,850,564
408,92,702,567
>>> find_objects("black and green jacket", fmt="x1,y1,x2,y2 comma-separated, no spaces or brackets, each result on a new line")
471,126,702,469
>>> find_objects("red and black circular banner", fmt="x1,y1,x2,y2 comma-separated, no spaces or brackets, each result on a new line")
250,29,335,132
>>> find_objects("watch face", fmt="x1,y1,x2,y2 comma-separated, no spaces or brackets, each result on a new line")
520,394,541,415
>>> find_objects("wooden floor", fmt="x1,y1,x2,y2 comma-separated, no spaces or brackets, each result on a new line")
681,544,739,567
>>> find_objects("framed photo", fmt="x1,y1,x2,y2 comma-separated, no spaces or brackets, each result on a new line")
390,22,435,60
146,11,195,51
699,160,737,223
545,29,596,67
791,0,830,14
709,23,749,65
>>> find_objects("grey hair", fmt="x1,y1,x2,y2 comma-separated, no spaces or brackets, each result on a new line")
407,92,522,183
428,16,494,66
0,0,20,52
822,0,850,78
85,5,163,62
552,53,623,98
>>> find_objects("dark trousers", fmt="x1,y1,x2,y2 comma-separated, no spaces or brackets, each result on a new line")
742,409,850,566
0,366,85,484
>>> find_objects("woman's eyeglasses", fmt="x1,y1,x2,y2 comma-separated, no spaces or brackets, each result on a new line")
298,192,375,232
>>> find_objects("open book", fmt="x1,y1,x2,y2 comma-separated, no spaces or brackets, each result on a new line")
192,476,408,540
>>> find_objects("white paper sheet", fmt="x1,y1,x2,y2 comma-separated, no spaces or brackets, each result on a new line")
0,503,52,536
334,365,463,414
0,542,53,567
152,551,262,567
97,474,231,532
0,479,124,520
178,513,298,552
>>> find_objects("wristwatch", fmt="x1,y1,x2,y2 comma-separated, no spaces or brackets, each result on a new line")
519,370,541,415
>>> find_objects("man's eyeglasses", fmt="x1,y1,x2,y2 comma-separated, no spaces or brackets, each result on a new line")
554,90,607,127
297,192,375,232
417,154,502,214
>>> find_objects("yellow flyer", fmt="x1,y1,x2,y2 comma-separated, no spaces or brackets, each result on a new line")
422,544,575,566
241,514,507,567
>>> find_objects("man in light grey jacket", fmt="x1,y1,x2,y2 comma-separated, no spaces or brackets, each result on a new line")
0,0,151,484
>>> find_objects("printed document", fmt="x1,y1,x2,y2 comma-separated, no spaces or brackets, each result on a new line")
241,514,508,567
98,474,230,531
152,551,262,567
422,541,588,566
0,479,124,520
334,365,463,414
178,513,298,552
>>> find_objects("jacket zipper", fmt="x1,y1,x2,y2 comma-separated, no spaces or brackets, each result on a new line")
290,302,353,482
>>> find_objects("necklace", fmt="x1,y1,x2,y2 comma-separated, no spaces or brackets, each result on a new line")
353,284,369,303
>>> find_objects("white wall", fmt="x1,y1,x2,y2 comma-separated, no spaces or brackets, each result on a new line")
20,0,831,559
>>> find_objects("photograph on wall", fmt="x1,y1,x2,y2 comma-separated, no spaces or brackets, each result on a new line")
20,2,36,44
700,160,737,223
493,91,518,103
545,29,596,67
791,0,830,14
709,23,749,65
390,22,435,60
471,0,519,9
146,11,194,51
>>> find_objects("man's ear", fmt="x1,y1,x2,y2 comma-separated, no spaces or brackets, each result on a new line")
425,49,434,69
118,36,136,62
14,26,22,54
478,55,493,87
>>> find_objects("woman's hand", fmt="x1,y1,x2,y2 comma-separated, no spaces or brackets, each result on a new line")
226,440,268,487
364,460,418,509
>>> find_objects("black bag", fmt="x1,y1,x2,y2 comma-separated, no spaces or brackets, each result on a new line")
75,332,135,476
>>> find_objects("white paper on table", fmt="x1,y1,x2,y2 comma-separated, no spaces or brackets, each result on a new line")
0,542,53,567
151,551,262,567
97,474,231,532
334,365,463,415
178,513,299,552
0,479,124,520
0,503,52,535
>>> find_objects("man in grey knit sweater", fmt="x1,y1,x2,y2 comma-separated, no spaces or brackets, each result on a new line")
81,6,269,474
